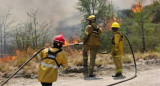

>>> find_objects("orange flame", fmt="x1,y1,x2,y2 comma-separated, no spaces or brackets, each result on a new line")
113,17,117,22
0,55,18,63
11,56,17,60
105,17,122,30
16,50,21,56
63,39,79,47
0,49,21,63
0,58,2,63
132,3,143,13
63,41,71,47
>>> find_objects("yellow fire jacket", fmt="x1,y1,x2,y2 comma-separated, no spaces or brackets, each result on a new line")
84,23,102,47
35,48,68,83
111,31,124,56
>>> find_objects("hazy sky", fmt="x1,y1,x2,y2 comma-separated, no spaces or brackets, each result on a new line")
0,0,153,27
0,0,81,26
0,0,138,26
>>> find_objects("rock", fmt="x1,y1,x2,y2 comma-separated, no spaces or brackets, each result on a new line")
31,74,37,79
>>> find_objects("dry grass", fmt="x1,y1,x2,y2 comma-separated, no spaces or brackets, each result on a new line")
0,48,39,77
123,54,132,63
64,47,83,66
0,63,9,73
1,48,160,77
134,51,160,60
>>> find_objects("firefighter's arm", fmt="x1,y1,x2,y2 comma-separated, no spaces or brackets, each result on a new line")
113,34,121,53
61,52,68,68
83,26,90,44
34,51,43,61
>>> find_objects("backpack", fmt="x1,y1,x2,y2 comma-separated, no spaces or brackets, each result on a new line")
42,48,62,68
87,25,101,47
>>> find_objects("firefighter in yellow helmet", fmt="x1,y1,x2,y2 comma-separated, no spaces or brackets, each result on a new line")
35,34,68,86
83,15,102,77
111,22,124,77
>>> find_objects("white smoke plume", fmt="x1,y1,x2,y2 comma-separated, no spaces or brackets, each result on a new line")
0,0,81,27
112,0,154,10
0,0,154,39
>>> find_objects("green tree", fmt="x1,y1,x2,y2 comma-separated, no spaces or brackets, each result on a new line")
121,1,160,52
77,0,115,51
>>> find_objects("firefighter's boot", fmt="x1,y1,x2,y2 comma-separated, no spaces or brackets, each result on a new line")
112,72,123,77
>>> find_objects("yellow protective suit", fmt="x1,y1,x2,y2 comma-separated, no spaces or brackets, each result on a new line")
83,23,102,47
83,23,102,75
111,31,124,73
35,48,68,83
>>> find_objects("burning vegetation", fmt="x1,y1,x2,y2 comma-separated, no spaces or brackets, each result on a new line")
0,50,21,63
132,3,143,13
104,17,122,30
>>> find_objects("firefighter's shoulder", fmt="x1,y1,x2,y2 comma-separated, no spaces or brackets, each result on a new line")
86,25,92,29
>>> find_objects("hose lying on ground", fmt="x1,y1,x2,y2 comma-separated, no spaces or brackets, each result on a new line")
1,47,45,86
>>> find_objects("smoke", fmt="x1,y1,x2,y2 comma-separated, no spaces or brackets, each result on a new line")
0,0,154,40
0,0,81,26
112,0,154,10
112,0,135,9
56,14,81,39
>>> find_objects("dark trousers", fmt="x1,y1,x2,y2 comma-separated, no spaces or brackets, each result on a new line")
41,82,52,86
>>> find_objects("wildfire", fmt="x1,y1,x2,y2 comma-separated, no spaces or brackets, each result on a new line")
104,17,122,30
0,55,17,63
63,39,79,47
16,49,21,56
0,49,22,63
132,3,143,13
113,17,117,22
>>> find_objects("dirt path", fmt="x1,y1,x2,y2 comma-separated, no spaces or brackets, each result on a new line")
2,68,160,86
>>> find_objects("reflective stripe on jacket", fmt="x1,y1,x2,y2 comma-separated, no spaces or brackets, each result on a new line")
35,48,68,83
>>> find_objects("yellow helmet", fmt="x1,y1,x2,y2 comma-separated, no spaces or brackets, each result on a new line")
111,22,120,28
87,15,96,20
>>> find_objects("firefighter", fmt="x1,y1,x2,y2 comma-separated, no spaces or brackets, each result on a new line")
83,15,102,77
35,34,68,86
111,22,124,77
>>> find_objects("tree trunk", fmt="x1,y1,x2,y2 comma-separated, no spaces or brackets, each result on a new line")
141,11,146,52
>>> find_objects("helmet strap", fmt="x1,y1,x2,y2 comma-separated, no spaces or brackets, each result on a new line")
112,27,119,32
88,19,96,25
53,43,62,48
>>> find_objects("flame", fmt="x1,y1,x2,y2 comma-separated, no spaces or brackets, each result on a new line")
63,39,79,47
16,50,21,56
132,3,143,13
11,56,17,60
113,17,117,22
0,49,20,63
0,55,18,63
63,41,71,47
104,17,122,30
0,58,2,62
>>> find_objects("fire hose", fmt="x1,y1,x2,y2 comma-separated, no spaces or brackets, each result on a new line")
1,47,45,86
70,32,137,85
1,32,137,86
